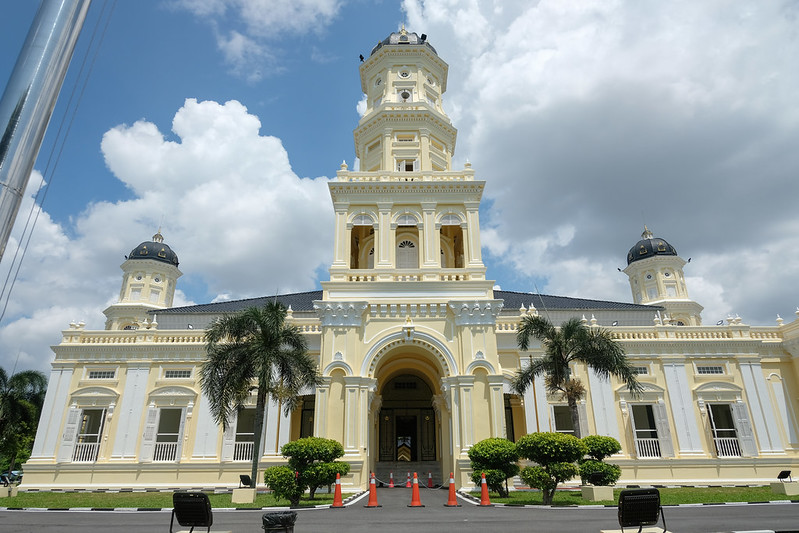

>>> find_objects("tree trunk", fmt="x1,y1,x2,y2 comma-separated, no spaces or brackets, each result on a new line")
250,388,268,489
542,486,555,505
567,394,582,438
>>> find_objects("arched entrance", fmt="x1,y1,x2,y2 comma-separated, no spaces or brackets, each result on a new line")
369,343,450,484
378,374,437,462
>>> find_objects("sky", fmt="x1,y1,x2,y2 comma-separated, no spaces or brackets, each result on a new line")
0,0,798,374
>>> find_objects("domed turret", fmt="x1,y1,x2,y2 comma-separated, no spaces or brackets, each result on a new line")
128,230,179,267
622,226,702,325
104,231,182,330
627,227,677,265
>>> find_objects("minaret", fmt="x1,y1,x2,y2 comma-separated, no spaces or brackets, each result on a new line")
623,227,703,325
325,27,490,295
103,231,181,330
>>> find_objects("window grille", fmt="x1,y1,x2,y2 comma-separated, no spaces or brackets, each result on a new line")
696,365,724,375
632,366,649,375
88,370,115,379
165,370,192,379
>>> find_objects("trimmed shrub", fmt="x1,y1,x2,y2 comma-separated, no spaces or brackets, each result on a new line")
578,459,621,486
516,432,586,504
467,438,520,498
581,435,621,461
263,465,303,506
281,437,350,499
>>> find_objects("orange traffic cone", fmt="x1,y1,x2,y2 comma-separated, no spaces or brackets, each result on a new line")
331,472,344,508
405,471,411,488
479,472,492,506
388,472,394,488
365,472,381,508
427,471,433,488
444,472,461,507
408,472,424,507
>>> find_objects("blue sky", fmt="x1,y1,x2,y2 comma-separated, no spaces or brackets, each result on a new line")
1,1,799,373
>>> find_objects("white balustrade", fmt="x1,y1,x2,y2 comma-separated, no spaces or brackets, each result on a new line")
635,438,661,458
234,441,254,461
153,442,179,462
72,442,99,462
714,437,741,457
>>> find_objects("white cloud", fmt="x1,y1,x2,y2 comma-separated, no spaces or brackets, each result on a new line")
404,0,799,325
172,0,345,79
0,100,332,373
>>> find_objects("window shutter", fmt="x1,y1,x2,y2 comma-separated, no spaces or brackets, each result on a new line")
413,159,420,171
139,406,159,462
221,411,238,461
57,408,81,462
176,408,187,461
653,401,674,458
731,402,757,457
577,403,589,436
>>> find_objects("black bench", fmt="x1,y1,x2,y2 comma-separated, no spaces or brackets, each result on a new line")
170,491,213,533
618,488,668,533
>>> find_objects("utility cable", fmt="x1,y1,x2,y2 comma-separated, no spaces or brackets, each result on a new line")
0,0,117,325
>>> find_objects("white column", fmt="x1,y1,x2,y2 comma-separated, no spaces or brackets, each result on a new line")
382,128,392,171
739,360,784,454
770,376,799,447
111,365,150,459
534,373,549,432
459,377,475,448
314,378,331,438
30,367,73,460
487,375,505,437
332,205,350,267
587,368,621,440
662,361,704,454
420,202,438,268
192,393,220,459
376,202,393,268
343,377,360,451
263,398,280,457
464,201,482,266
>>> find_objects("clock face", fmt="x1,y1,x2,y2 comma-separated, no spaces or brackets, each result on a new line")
399,70,409,78
375,77,382,87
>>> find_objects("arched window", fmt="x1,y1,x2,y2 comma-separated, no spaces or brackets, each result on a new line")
397,240,418,268
396,214,418,226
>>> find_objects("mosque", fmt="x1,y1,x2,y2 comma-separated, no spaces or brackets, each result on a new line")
23,29,799,491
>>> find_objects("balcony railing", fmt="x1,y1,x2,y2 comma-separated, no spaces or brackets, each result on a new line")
635,438,661,458
714,437,741,457
153,442,179,462
234,441,254,461
72,442,99,462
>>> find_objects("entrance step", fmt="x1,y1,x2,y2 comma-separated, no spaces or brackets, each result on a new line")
374,461,443,487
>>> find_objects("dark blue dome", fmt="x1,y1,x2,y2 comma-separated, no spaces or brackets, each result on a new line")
128,231,179,267
627,227,677,265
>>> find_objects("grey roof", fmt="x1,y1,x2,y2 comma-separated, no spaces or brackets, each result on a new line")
158,290,323,314
157,289,656,315
494,290,660,312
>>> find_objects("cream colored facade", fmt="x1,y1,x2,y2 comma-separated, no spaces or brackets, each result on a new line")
24,29,799,491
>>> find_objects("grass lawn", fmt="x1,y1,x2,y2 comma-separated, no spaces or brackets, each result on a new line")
1,490,335,509
482,486,798,506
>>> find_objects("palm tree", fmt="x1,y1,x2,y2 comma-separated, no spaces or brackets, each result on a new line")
0,367,47,473
200,302,322,488
512,315,641,438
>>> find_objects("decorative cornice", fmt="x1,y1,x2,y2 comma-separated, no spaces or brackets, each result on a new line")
313,301,368,327
448,300,504,326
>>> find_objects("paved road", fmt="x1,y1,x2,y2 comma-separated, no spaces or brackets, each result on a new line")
2,486,798,532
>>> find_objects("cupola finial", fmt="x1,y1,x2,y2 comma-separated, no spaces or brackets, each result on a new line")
641,225,653,239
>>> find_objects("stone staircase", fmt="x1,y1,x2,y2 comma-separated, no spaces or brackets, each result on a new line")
373,461,443,487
